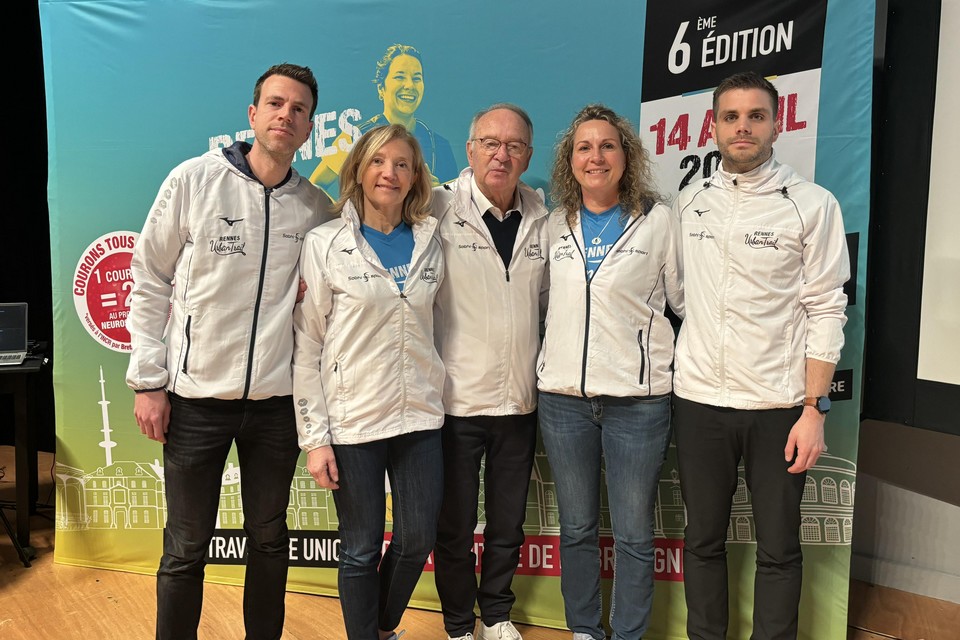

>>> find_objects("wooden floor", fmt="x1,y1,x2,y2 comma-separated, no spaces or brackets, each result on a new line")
1,447,956,639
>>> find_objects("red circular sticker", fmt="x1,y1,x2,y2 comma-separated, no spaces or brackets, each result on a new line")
73,231,139,352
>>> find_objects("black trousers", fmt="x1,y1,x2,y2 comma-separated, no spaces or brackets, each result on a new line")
673,396,807,640
158,394,299,640
433,413,538,637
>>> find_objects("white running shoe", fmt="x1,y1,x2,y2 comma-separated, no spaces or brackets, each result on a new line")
477,620,523,639
447,634,475,640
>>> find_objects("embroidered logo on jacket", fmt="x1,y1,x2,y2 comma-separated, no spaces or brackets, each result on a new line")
347,272,383,283
693,209,710,217
744,230,781,250
525,243,544,260
220,217,244,227
553,245,575,261
282,232,304,243
457,242,491,252
420,267,440,283
210,235,246,256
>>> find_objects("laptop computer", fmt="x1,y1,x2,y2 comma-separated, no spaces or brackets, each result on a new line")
0,302,28,366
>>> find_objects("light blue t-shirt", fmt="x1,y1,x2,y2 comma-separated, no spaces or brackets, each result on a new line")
361,223,415,290
580,204,624,279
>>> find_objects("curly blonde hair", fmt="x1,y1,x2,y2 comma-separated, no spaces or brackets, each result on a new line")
550,104,661,226
334,124,433,224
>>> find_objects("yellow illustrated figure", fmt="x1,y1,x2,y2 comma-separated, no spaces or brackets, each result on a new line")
310,44,458,201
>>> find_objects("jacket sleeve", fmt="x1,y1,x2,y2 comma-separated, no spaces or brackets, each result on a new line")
800,192,850,363
292,231,335,450
125,167,190,391
662,203,685,319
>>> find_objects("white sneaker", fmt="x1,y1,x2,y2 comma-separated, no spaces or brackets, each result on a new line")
571,634,595,640
447,634,474,640
478,621,523,640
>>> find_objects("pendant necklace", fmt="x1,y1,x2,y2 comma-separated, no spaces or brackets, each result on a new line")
591,210,617,245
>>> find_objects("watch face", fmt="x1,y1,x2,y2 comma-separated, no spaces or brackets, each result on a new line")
817,396,832,413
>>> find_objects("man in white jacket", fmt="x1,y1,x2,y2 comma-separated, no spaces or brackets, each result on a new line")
126,63,325,640
431,104,549,640
672,71,850,640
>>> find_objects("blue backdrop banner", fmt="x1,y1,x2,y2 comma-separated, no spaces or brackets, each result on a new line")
41,1,873,637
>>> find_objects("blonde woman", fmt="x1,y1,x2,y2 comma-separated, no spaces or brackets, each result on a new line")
293,124,445,640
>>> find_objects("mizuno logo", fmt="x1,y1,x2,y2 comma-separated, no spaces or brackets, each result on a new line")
454,219,467,227
340,248,357,255
220,217,244,226
693,209,710,217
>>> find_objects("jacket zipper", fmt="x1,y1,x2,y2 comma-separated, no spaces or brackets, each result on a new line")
717,178,738,400
242,186,272,400
572,228,591,397
574,214,637,397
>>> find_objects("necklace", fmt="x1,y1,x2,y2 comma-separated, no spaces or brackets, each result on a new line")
589,209,617,245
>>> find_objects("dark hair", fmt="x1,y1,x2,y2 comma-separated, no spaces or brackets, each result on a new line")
334,124,433,225
712,71,779,119
373,44,423,88
253,63,319,118
551,104,660,224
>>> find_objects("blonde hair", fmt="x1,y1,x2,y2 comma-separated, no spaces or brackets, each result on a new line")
334,124,433,224
550,104,661,226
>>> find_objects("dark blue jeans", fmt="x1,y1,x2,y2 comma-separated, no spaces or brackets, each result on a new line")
539,392,671,640
332,428,444,640
157,394,299,640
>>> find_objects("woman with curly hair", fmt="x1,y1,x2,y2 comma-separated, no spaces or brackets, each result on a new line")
537,104,683,640
293,124,445,640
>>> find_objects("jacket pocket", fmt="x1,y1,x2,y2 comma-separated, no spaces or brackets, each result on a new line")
181,315,193,374
334,358,347,424
637,328,647,386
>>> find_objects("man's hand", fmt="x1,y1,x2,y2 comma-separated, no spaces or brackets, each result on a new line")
134,390,171,444
307,446,340,489
785,407,827,473
296,277,308,303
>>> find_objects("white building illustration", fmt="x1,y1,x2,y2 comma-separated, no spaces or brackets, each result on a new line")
55,368,855,546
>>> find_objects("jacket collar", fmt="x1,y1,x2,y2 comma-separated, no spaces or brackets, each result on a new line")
712,152,801,195
221,141,296,189
447,167,549,223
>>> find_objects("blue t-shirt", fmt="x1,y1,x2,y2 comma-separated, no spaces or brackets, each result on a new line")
580,204,624,279
361,222,415,290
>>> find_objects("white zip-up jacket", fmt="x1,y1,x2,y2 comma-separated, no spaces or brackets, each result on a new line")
673,155,849,410
432,169,550,417
126,142,325,400
537,202,683,398
292,202,445,449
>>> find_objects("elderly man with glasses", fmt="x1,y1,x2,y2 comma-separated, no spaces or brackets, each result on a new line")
431,104,550,640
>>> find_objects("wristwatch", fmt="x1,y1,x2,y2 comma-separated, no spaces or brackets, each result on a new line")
803,396,831,414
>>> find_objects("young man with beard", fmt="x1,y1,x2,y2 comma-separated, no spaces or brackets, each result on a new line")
672,71,850,640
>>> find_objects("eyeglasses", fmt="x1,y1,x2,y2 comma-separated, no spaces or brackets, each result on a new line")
470,138,530,157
